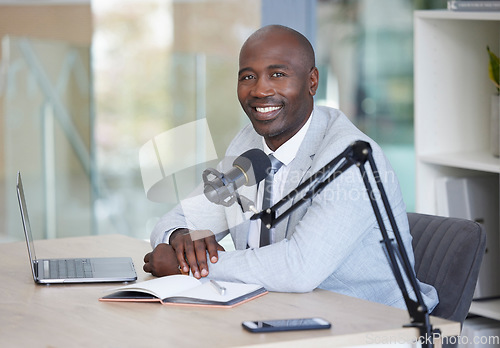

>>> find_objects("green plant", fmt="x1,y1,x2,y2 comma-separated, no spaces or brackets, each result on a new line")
487,46,500,95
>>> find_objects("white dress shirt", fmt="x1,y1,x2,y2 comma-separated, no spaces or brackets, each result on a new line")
246,112,313,248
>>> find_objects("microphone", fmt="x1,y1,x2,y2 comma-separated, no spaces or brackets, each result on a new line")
203,149,271,207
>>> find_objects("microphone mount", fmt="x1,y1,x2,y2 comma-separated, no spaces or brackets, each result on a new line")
202,168,237,207
251,140,438,348
202,167,257,212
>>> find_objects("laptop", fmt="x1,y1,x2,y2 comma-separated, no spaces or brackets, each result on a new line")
16,171,137,284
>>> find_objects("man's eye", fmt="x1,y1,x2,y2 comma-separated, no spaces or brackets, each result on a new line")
240,75,254,81
272,72,285,78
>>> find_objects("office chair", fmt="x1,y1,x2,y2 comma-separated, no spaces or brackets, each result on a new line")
407,212,486,324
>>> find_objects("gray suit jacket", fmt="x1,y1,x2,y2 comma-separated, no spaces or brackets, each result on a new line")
151,105,439,310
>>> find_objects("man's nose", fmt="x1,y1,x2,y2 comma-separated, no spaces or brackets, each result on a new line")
250,77,274,98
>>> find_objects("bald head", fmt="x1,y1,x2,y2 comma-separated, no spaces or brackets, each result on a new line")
240,25,315,72
237,24,319,151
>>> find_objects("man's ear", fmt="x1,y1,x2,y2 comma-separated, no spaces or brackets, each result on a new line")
309,67,319,96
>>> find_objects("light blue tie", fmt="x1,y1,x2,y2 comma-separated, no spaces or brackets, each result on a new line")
260,154,283,247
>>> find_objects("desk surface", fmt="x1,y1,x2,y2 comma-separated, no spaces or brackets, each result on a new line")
0,234,459,347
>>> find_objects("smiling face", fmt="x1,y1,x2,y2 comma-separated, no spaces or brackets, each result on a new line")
237,26,319,151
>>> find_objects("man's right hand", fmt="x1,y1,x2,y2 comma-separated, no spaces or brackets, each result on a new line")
143,243,181,277
169,229,225,279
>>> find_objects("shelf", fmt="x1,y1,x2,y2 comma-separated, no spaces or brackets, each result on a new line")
419,152,500,173
415,9,500,21
415,9,500,324
469,299,500,321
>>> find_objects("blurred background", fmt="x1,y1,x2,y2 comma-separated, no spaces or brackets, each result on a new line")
0,0,447,243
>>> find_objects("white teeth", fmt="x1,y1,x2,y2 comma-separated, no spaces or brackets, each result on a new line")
256,106,281,113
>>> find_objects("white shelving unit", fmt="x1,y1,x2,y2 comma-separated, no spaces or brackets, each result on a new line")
414,10,500,321
470,299,500,321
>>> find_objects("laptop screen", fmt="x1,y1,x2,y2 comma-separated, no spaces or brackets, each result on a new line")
16,172,39,278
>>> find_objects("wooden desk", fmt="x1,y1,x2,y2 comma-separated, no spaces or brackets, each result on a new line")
0,235,460,347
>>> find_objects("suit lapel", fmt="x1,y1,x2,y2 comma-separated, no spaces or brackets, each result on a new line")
230,183,258,249
226,134,262,249
274,109,329,242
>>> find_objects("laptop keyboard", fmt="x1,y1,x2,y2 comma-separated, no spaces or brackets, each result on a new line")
49,259,93,279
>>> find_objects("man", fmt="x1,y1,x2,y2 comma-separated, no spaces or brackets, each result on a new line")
144,25,438,310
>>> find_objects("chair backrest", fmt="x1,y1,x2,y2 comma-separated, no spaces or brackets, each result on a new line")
407,212,486,324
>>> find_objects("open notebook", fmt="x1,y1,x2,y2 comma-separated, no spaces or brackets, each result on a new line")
100,275,267,308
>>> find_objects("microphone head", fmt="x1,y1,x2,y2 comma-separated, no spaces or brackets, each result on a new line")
232,149,271,186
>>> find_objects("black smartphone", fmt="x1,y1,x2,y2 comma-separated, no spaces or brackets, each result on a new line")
242,317,331,333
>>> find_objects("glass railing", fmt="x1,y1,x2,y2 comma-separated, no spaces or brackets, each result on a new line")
1,36,95,242
94,51,248,241
1,37,250,244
